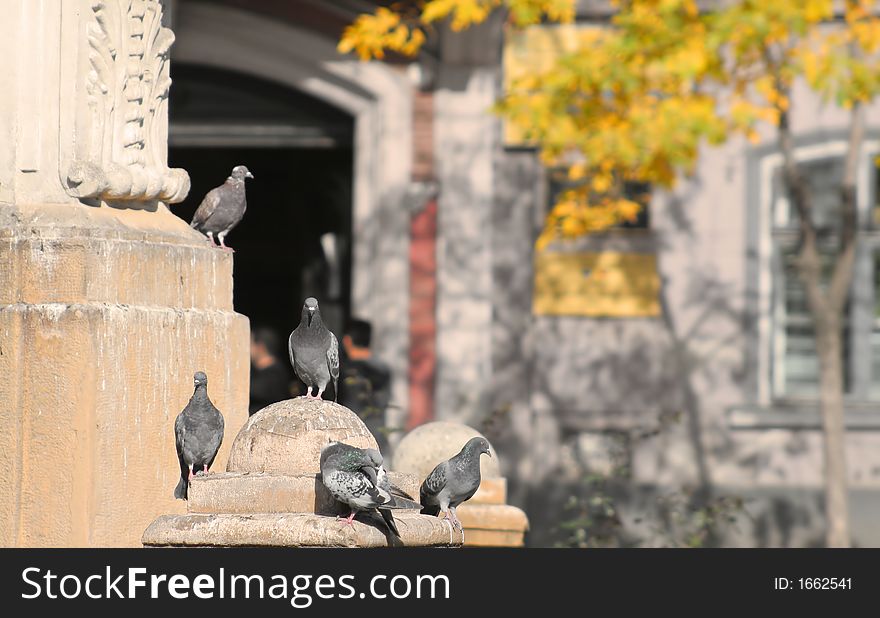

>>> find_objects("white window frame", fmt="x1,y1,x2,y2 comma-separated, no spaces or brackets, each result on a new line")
756,139,880,405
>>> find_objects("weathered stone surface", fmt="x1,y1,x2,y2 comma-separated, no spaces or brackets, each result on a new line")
0,216,249,548
142,512,462,548
187,471,421,515
468,477,507,505
393,421,500,479
226,398,379,475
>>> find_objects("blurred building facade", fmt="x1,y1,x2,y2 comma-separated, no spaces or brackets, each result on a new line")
7,0,879,546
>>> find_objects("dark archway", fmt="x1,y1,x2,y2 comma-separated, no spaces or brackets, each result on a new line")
168,63,354,341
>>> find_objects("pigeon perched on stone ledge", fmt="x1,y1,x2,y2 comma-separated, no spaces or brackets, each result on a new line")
320,442,403,538
288,297,339,401
174,371,225,500
190,164,253,251
420,436,492,533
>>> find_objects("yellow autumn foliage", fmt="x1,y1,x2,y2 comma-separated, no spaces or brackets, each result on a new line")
339,0,880,248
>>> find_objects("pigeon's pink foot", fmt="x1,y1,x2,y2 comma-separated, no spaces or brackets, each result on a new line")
337,512,357,527
203,464,209,475
188,466,194,481
221,246,234,253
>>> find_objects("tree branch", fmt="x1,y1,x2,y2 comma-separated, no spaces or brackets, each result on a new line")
827,101,865,314
778,103,826,318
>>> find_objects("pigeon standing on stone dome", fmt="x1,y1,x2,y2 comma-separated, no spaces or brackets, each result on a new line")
420,437,492,533
288,297,339,401
319,442,403,538
189,164,254,251
173,371,225,500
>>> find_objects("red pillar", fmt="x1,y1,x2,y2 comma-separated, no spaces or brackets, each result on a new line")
407,90,436,429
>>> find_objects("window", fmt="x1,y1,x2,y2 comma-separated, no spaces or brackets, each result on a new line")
547,168,651,230
769,150,880,400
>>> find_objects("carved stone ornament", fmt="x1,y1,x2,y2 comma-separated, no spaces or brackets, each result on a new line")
59,0,190,203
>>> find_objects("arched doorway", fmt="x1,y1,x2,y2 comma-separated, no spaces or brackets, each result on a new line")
168,64,354,341
170,0,415,419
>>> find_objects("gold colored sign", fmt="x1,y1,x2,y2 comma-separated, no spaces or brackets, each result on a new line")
533,251,661,317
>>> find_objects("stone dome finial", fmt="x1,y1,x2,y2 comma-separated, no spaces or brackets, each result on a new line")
392,421,501,481
226,397,378,475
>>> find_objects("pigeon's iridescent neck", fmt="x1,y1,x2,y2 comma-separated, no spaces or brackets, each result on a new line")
192,384,209,399
301,306,323,329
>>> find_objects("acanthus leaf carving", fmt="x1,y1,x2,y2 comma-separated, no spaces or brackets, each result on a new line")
61,0,189,204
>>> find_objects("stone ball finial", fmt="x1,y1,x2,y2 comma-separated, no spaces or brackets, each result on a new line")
226,398,378,475
393,421,501,481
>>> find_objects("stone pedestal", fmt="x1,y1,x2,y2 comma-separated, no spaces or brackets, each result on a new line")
0,0,249,547
393,421,529,546
143,399,461,548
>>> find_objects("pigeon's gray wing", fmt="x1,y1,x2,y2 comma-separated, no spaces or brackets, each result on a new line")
190,187,222,228
174,412,186,458
419,462,447,516
204,412,224,469
288,331,297,371
360,463,380,489
173,411,190,499
421,461,448,498
327,331,340,380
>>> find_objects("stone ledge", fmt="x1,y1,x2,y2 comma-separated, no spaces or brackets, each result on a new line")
187,471,421,515
457,503,529,530
471,477,507,505
0,233,234,310
142,512,463,548
457,504,529,547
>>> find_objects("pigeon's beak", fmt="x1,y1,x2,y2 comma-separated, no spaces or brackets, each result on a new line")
307,308,315,326
246,172,254,179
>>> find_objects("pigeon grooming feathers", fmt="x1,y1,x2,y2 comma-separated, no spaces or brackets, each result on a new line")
420,437,492,532
174,371,225,500
190,165,253,251
288,297,339,401
319,442,409,538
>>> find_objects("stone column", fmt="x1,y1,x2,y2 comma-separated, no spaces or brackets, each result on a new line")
433,18,504,424
0,0,249,547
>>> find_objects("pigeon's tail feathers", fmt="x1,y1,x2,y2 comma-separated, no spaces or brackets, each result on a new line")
387,495,423,511
333,377,338,403
420,500,441,516
419,482,442,515
389,483,416,502
174,476,188,500
379,508,400,537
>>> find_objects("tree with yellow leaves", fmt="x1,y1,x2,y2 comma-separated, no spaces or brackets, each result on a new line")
339,0,880,548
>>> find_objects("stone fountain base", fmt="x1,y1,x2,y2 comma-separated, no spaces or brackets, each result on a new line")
142,511,460,548
142,398,461,548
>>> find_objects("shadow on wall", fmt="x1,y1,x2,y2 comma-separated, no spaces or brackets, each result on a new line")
482,158,816,545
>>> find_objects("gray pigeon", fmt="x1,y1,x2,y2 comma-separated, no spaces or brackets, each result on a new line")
319,442,403,538
420,437,492,532
190,165,254,251
288,297,339,400
173,371,225,500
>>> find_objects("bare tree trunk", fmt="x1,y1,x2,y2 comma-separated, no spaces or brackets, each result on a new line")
777,100,863,547
815,312,850,547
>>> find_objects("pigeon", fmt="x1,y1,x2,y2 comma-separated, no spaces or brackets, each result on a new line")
288,297,339,401
420,437,492,532
319,442,404,538
189,165,253,251
173,371,225,500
